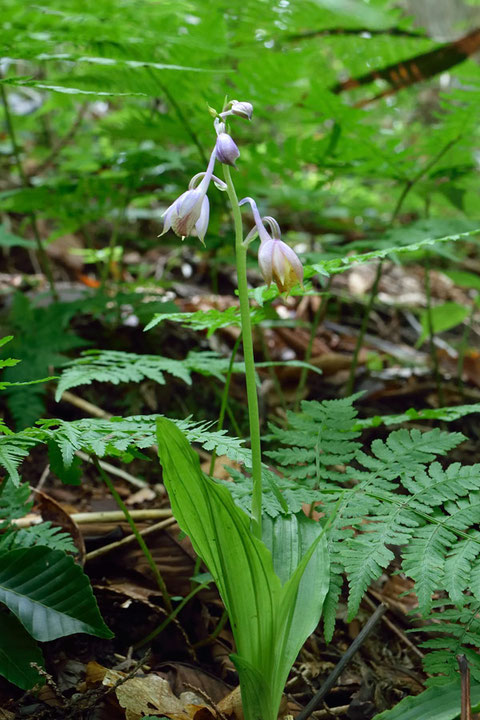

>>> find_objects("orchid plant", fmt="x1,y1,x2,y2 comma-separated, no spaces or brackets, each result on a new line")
161,100,304,537
159,100,329,720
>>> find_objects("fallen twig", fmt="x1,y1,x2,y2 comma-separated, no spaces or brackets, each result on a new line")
458,654,472,720
295,604,387,720
84,515,176,561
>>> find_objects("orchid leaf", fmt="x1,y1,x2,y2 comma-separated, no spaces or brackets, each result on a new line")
156,418,330,720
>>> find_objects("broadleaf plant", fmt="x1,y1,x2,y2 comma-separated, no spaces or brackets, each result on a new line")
0,340,114,689
156,417,330,720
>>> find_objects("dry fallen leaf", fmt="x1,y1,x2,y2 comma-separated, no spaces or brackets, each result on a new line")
103,671,214,720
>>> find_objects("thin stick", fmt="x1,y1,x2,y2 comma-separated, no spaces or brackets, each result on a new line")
311,705,349,719
457,654,472,720
295,604,386,720
85,516,176,561
364,592,424,659
76,450,148,489
12,509,172,529
73,509,172,523
92,457,172,612
61,391,111,418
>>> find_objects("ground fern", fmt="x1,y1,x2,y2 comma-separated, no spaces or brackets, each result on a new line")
265,395,480,680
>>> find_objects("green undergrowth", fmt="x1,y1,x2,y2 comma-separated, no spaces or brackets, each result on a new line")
3,333,480,687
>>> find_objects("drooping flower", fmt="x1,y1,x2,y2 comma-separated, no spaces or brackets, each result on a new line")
240,196,303,294
220,100,253,121
160,147,218,244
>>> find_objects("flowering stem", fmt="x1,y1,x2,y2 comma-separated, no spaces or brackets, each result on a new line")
223,166,263,539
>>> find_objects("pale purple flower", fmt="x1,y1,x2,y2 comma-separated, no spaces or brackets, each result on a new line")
220,100,253,121
215,132,240,167
160,147,217,244
240,196,303,294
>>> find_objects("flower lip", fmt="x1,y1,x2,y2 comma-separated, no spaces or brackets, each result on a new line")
193,195,209,244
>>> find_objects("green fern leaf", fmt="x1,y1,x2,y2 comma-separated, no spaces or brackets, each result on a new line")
38,414,251,468
0,437,36,487
0,523,76,554
55,349,245,400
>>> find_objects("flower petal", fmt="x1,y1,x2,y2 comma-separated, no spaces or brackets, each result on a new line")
277,241,304,284
160,202,176,236
258,238,275,285
194,196,210,244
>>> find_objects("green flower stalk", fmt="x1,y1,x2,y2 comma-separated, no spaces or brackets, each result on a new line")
160,100,264,537
222,165,263,539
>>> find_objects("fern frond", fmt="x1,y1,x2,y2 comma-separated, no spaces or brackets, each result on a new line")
144,306,267,334
266,394,362,488
402,522,457,615
55,349,244,399
418,600,480,682
356,427,465,483
0,478,31,525
321,564,343,643
265,394,480,652
0,436,38,487
38,414,251,468
0,523,76,554
443,532,480,606
343,503,419,618
222,466,321,518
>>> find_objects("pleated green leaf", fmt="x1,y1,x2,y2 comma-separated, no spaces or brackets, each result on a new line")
0,610,45,689
0,547,113,641
262,513,330,707
156,418,330,720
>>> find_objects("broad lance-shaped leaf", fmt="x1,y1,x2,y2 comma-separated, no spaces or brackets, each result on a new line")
0,610,45,690
156,418,330,720
0,546,113,641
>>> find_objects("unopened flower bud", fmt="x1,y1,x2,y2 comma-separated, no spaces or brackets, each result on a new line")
215,132,240,167
230,100,253,120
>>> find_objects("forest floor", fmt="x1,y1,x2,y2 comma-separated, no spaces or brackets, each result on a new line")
1,243,479,720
